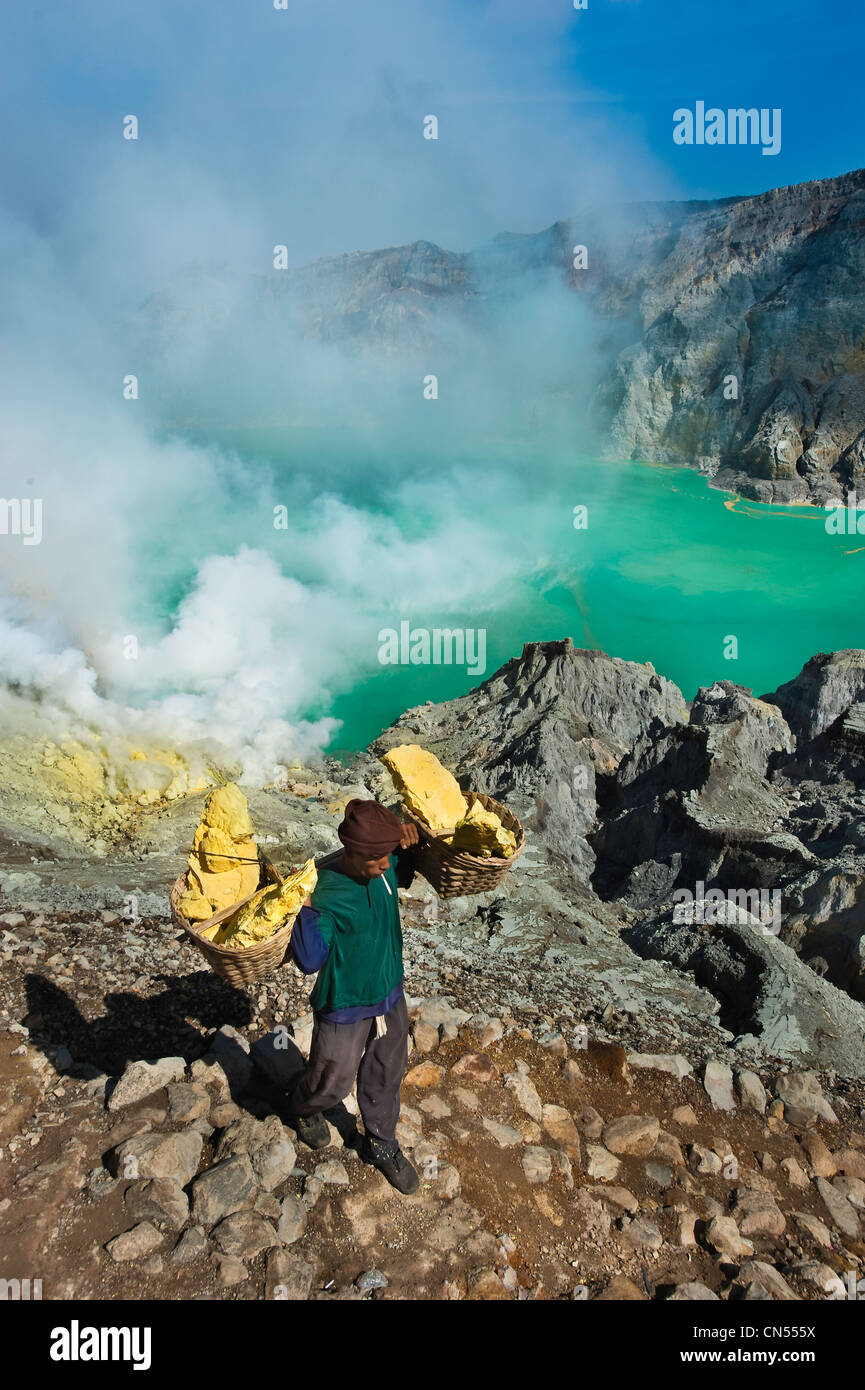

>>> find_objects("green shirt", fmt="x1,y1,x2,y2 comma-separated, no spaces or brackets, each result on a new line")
307,852,407,1014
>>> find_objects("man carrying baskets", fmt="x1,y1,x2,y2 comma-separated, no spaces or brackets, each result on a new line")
285,798,422,1195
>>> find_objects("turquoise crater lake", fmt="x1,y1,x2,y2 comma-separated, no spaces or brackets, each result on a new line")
326,456,862,756
170,428,865,759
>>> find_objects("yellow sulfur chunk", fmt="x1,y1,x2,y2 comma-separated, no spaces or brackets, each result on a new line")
380,744,467,831
202,782,255,839
235,858,262,900
186,860,260,914
177,890,216,922
178,782,262,923
447,800,517,859
213,859,318,950
192,824,259,875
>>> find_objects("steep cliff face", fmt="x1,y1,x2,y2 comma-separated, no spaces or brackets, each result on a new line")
583,171,865,504
292,168,865,501
138,168,865,502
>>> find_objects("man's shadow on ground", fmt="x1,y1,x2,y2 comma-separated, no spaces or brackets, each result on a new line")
22,971,360,1146
23,970,252,1074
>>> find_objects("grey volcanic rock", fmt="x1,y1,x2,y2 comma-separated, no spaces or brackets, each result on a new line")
107,1057,186,1111
591,678,805,903
625,899,865,1078
764,650,865,741
190,1156,258,1227
124,1178,189,1232
366,637,687,878
589,170,865,502
774,1071,838,1126
138,169,865,502
113,1131,203,1188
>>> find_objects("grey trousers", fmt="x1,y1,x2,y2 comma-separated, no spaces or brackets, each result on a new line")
290,993,409,1145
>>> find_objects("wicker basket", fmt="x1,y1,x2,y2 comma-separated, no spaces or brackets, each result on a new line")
170,853,297,986
405,791,525,899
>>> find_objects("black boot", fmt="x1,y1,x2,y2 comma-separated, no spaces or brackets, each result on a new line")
285,1076,331,1149
290,1110,331,1149
361,1134,419,1194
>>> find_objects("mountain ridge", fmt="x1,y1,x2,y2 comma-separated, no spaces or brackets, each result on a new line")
139,168,865,504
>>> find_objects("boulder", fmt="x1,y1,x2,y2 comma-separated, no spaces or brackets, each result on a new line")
190,1155,258,1227
731,1188,786,1238
703,1061,736,1111
627,1053,693,1079
107,1057,186,1111
706,1215,754,1259
774,1071,838,1126
504,1071,543,1122
210,1211,279,1260
735,1070,768,1114
266,1248,316,1300
114,1131,203,1188
602,1115,660,1157
124,1179,189,1232
520,1147,552,1184
106,1222,164,1262
277,1195,307,1245
586,1146,621,1182
541,1104,581,1156
815,1176,861,1237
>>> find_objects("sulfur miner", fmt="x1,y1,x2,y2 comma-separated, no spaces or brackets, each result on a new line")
286,800,423,1195
176,783,261,922
380,743,516,857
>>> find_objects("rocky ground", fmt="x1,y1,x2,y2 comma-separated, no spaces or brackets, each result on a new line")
2,639,865,1300
2,905,864,1302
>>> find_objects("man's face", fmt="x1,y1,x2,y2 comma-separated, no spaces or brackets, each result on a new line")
344,848,392,880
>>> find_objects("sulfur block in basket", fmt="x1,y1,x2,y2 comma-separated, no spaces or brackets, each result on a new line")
177,782,260,921
192,824,258,876
211,858,318,949
201,783,255,838
379,744,467,831
447,799,516,858
176,890,214,921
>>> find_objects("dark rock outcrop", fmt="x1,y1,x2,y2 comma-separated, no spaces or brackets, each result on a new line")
764,650,865,741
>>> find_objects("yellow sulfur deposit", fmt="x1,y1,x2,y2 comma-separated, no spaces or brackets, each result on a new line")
176,890,215,921
380,743,517,858
192,823,258,875
199,782,255,839
209,859,318,949
380,744,468,831
447,800,516,859
177,783,261,922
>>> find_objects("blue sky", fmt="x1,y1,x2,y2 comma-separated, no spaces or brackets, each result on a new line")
1,0,862,273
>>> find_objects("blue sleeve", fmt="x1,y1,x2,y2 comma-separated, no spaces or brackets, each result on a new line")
290,905,331,973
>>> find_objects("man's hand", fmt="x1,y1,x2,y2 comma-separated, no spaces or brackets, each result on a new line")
398,820,420,850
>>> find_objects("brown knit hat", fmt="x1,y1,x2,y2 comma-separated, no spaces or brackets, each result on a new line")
338,799,403,857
